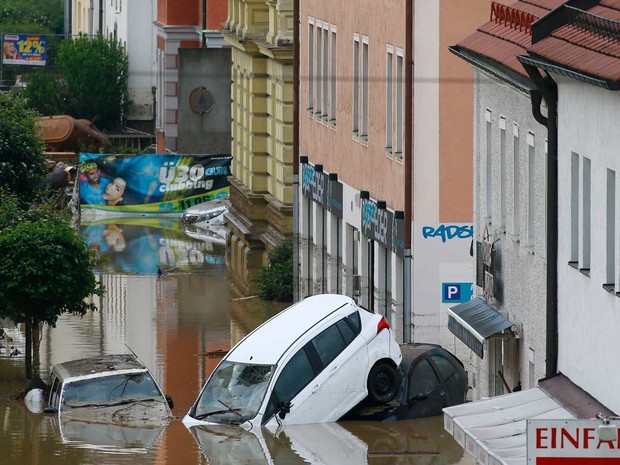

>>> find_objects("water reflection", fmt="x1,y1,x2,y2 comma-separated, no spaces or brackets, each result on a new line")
80,216,226,275
188,417,466,465
0,219,473,465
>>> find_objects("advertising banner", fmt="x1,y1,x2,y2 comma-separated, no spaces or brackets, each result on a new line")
2,33,47,66
78,153,232,214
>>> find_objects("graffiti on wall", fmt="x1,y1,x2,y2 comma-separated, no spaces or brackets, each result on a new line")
422,224,473,243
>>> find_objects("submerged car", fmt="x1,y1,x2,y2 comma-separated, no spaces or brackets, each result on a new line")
341,343,468,421
183,294,402,428
45,354,173,425
181,197,229,226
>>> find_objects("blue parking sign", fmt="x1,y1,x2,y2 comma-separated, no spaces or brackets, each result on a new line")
442,282,473,303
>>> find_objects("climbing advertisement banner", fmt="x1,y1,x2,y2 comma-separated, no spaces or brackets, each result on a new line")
78,153,232,214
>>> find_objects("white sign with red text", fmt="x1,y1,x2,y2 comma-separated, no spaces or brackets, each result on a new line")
527,419,620,464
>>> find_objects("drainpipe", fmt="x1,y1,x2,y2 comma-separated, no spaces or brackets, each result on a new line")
99,0,103,34
403,0,413,342
202,0,207,47
293,0,300,301
522,64,558,378
89,0,94,37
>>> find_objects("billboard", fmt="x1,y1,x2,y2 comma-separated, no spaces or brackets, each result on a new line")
2,34,47,66
78,153,232,214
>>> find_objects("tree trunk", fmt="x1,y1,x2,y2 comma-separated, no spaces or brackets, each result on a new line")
32,318,40,378
25,318,32,380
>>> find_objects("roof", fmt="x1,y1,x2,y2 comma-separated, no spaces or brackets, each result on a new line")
52,354,147,380
452,0,562,79
528,1,620,83
443,387,576,465
452,0,620,88
226,294,355,365
448,297,514,358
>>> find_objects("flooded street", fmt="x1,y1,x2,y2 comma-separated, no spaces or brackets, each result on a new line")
0,219,473,465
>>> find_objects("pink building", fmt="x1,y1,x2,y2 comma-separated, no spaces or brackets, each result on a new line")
298,0,488,344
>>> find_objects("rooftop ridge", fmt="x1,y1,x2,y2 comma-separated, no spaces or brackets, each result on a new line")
565,4,620,42
491,1,538,34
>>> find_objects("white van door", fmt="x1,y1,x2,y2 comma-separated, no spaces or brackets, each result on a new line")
263,317,368,426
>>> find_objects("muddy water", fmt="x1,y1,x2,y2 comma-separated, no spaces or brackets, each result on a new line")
0,220,473,465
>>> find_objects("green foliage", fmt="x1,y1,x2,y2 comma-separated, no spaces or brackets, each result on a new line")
0,191,104,328
20,70,63,115
0,0,64,33
254,241,294,302
0,92,46,201
23,34,129,130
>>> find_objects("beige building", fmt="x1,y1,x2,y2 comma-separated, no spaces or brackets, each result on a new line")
223,0,295,294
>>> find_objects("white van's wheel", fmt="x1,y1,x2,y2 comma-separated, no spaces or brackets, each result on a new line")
367,362,399,405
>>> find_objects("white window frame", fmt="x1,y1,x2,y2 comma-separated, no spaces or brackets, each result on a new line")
352,34,360,139
330,25,337,128
307,19,315,112
385,45,394,156
360,36,369,144
395,48,403,161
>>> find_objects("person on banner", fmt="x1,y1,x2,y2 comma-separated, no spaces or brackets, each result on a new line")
79,160,111,205
103,177,127,206
114,156,164,205
3,41,21,60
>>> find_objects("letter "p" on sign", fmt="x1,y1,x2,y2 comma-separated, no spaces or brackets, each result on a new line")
442,283,473,303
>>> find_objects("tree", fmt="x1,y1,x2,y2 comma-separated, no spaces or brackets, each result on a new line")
254,241,294,302
23,34,130,131
0,192,104,379
0,92,47,202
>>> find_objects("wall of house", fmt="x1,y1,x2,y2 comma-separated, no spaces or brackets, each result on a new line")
178,48,231,154
556,75,620,414
469,69,548,399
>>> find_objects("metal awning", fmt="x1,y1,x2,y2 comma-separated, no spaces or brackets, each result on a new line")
448,297,514,358
443,387,576,465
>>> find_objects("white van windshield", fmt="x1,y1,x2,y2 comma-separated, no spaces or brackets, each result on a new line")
193,361,274,424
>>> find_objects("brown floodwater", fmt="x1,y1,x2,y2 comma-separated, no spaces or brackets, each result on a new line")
0,220,473,465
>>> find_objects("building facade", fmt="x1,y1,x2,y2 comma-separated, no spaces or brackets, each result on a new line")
223,0,295,295
154,0,228,152
298,0,485,345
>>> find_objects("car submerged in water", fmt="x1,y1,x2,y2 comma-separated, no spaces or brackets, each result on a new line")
183,294,402,429
45,354,174,425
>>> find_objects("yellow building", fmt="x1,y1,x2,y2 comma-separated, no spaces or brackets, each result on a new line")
223,0,294,294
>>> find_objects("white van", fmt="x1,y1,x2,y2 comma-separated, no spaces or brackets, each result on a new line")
183,294,402,428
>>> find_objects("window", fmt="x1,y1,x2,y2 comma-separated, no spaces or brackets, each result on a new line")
430,352,457,381
395,51,403,159
361,36,369,142
265,349,315,420
322,25,329,120
330,27,337,127
409,359,440,398
316,22,323,118
485,109,492,220
307,20,314,111
345,311,361,334
49,376,61,410
385,46,393,154
352,35,360,137
527,132,535,247
512,124,520,236
606,169,616,287
582,156,591,270
336,319,355,345
570,152,579,262
312,324,346,367
499,117,507,229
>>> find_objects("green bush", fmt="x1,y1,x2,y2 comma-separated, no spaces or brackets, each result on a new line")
254,241,293,302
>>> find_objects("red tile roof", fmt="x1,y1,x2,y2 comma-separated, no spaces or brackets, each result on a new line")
456,0,563,78
455,0,620,84
528,1,620,82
